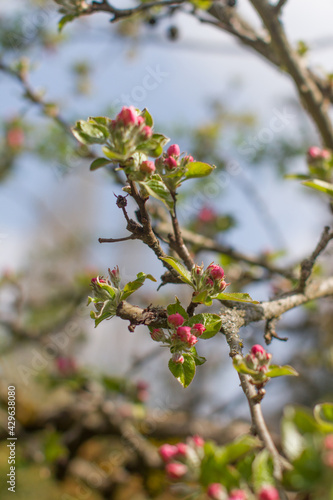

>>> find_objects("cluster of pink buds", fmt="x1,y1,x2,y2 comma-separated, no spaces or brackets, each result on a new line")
207,485,279,500
115,106,152,140
150,314,206,362
140,159,156,175
108,265,121,287
192,263,228,296
307,146,331,161
244,345,272,384
159,435,205,481
155,143,194,173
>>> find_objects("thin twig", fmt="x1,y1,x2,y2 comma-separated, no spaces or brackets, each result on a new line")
297,226,333,292
274,0,288,14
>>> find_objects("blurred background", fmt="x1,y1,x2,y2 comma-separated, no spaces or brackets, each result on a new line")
0,0,333,498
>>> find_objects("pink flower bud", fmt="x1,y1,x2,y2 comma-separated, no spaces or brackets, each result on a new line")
168,313,185,327
207,483,224,500
218,280,227,291
176,326,192,343
165,462,188,479
198,207,216,223
258,487,280,500
140,160,155,174
165,156,178,169
184,155,194,163
229,490,247,500
188,334,198,346
91,276,106,285
142,125,152,139
172,353,184,364
137,390,149,402
259,365,268,373
167,144,180,157
251,344,266,356
324,434,333,450
321,149,331,159
205,277,214,287
137,116,145,126
192,435,204,447
176,442,188,456
7,127,24,149
117,106,138,126
308,146,322,159
194,265,202,275
159,444,178,462
56,356,76,375
208,264,225,280
191,323,206,337
150,328,164,342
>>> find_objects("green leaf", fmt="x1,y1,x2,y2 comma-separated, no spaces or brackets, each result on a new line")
215,292,259,304
72,120,108,145
58,14,75,32
192,290,209,304
252,449,274,492
189,347,206,366
190,0,213,9
285,173,310,180
167,297,189,320
302,179,333,198
139,174,174,211
121,272,156,301
282,416,306,461
314,403,333,432
44,431,68,463
90,299,117,327
266,364,299,378
186,313,222,339
102,146,126,161
233,356,258,376
168,353,196,387
90,157,111,171
225,435,260,463
160,256,193,286
184,161,215,179
141,108,153,127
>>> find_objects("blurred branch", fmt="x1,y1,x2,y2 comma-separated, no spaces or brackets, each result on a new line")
297,225,333,293
85,0,187,22
249,0,333,148
274,0,288,14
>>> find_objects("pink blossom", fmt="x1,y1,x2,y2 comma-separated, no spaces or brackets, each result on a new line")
208,264,225,280
7,127,24,149
184,155,194,163
176,326,192,343
251,344,266,356
321,149,331,159
324,434,333,450
142,125,152,139
207,483,224,499
150,328,164,342
218,280,227,291
176,442,188,456
167,144,180,156
168,313,185,327
198,207,216,223
165,156,178,169
192,435,204,447
258,487,280,500
188,334,198,346
172,353,184,364
117,106,138,126
165,462,188,479
140,160,156,174
308,146,322,159
159,444,178,462
229,490,247,500
137,116,145,126
191,323,206,337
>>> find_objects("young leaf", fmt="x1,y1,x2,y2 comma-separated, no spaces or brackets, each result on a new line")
167,297,189,319
168,353,196,388
189,347,207,366
302,179,333,198
121,272,156,300
233,356,257,376
90,157,111,171
102,146,127,161
186,313,222,339
215,292,259,304
139,175,174,211
252,449,275,492
266,365,299,378
160,256,193,286
314,403,333,432
58,14,75,32
184,161,215,179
